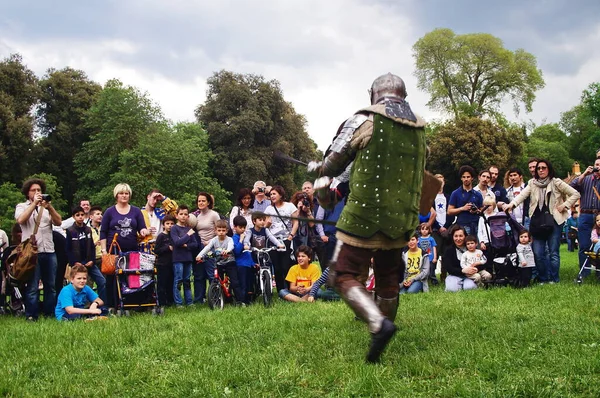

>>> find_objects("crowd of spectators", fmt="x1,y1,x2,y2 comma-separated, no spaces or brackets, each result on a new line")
2,154,599,321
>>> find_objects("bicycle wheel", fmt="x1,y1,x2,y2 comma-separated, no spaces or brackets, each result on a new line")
262,270,273,307
208,281,224,310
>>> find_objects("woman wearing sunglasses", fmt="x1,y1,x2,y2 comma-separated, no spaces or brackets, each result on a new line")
503,159,579,283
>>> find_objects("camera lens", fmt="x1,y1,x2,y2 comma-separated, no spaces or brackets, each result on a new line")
41,194,52,202
593,167,600,173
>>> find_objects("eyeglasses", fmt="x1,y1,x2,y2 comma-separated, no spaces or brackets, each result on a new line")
537,166,548,170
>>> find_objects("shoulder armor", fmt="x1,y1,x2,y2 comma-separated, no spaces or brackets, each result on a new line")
329,113,368,154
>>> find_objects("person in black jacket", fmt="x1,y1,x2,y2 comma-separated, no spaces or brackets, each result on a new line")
154,215,175,306
443,225,479,292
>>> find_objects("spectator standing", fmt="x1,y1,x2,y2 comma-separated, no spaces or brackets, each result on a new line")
171,206,198,307
488,165,508,205
251,181,271,213
15,178,63,321
565,211,579,252
448,165,484,236
503,159,579,283
65,206,106,305
141,190,177,240
315,198,345,265
505,168,527,225
61,199,91,230
229,188,254,230
100,183,149,308
264,186,298,292
154,215,175,306
570,158,600,282
473,169,495,201
192,192,220,304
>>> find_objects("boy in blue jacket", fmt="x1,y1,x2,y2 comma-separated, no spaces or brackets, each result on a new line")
170,205,198,306
232,215,254,305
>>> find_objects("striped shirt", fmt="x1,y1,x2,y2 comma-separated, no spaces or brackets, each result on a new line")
570,174,600,210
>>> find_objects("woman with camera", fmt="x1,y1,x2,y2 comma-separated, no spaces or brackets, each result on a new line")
503,159,579,283
291,191,322,260
264,186,298,292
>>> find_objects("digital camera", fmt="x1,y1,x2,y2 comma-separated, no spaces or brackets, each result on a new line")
41,194,52,202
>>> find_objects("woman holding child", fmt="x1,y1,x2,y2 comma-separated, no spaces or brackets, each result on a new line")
443,224,478,292
264,186,299,292
192,192,221,304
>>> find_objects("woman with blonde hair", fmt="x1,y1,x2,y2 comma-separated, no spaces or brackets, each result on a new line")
100,183,149,308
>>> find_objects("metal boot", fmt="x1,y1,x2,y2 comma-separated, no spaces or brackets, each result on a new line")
375,295,398,322
344,286,384,334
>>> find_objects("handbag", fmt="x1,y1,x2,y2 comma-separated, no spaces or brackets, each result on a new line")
101,233,121,275
7,206,45,283
529,203,554,238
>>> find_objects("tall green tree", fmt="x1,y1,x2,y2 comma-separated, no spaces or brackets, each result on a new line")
427,117,524,189
74,79,166,203
0,181,22,234
413,28,545,119
195,71,319,197
33,67,102,207
520,124,574,178
562,82,600,166
109,122,231,213
0,54,39,185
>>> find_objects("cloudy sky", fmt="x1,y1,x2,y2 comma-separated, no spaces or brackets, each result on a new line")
1,0,599,150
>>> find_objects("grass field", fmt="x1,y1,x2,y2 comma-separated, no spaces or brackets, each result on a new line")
1,247,599,397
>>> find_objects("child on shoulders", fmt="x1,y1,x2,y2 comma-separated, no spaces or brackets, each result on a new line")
55,265,105,321
279,245,321,302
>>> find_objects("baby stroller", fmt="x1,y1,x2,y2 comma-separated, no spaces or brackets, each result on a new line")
115,251,163,316
482,212,523,287
575,243,600,284
0,246,25,316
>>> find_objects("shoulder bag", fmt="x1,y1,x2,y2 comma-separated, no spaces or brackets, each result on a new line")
8,206,45,283
101,233,121,275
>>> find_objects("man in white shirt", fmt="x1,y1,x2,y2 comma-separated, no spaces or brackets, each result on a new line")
505,168,527,224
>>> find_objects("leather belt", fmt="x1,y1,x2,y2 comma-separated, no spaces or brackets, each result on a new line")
580,209,598,214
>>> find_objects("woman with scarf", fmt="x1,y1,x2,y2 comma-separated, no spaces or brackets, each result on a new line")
503,159,579,283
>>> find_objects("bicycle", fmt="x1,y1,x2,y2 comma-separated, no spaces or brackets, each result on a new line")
245,246,281,307
198,249,236,310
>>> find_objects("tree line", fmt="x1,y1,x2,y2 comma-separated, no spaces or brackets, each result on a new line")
2,28,599,231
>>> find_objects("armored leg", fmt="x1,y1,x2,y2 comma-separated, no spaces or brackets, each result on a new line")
375,295,398,322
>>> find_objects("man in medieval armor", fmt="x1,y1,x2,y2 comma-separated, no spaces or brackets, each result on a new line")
309,73,438,363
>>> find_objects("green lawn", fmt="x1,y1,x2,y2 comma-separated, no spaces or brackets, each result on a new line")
1,247,599,397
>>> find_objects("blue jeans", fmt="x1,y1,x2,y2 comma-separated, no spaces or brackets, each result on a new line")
532,222,563,283
193,258,215,303
173,262,193,306
399,280,423,294
25,252,57,318
87,265,107,304
577,213,594,277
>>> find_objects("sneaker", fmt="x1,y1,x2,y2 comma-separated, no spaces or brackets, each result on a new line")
366,318,397,364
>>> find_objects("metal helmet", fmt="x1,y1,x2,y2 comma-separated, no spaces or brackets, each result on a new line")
369,73,407,105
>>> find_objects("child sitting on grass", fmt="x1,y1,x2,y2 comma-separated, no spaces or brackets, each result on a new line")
55,264,106,321
400,234,431,294
279,245,321,302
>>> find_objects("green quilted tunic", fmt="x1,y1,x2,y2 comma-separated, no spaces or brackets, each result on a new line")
336,113,426,240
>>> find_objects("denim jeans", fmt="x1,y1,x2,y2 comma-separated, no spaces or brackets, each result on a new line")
87,265,107,304
173,262,193,306
193,258,215,303
532,222,563,283
577,213,594,277
445,275,477,292
25,252,57,318
399,280,423,294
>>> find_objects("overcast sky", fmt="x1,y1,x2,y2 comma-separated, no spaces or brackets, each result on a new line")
1,0,599,150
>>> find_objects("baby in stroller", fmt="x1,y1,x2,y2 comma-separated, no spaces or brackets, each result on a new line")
480,211,523,286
